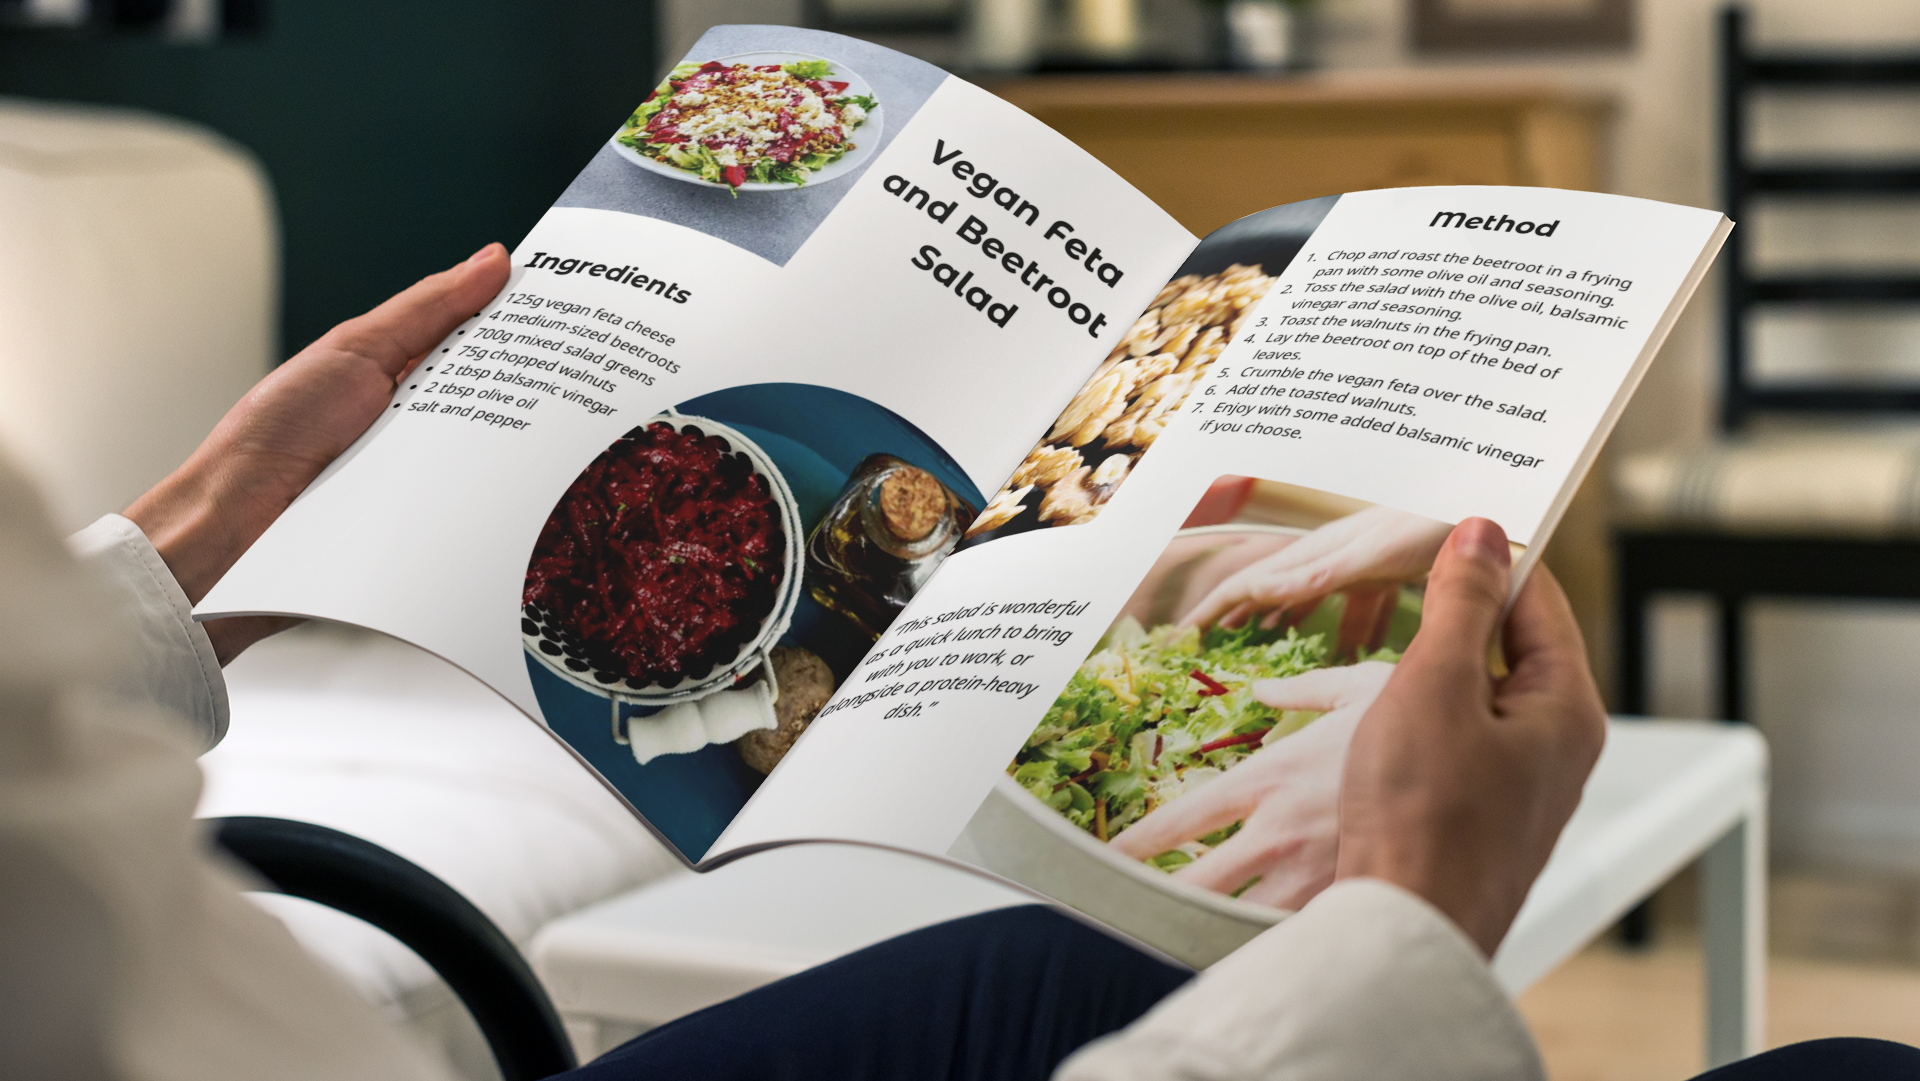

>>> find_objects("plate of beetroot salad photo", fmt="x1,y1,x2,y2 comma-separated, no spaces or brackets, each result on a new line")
522,414,804,703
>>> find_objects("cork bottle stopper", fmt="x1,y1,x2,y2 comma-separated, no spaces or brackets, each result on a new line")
878,466,945,542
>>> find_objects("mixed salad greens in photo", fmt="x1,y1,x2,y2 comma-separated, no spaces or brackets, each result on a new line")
1010,590,1419,871
618,58,877,191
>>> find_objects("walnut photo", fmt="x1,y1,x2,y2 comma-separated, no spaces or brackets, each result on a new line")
967,264,1276,538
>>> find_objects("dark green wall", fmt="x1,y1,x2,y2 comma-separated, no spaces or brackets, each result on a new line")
0,2,657,354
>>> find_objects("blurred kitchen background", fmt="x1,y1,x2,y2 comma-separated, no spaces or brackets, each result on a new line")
9,1,1920,1077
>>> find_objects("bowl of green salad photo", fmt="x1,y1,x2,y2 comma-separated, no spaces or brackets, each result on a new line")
612,51,882,193
952,523,1426,967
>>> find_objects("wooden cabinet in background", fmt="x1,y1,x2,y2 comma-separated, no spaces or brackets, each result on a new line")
986,74,1612,235
987,73,1622,691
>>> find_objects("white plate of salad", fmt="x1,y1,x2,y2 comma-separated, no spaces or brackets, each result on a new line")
611,51,883,194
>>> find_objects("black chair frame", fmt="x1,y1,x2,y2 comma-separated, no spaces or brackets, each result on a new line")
210,816,577,1081
1617,533,1920,721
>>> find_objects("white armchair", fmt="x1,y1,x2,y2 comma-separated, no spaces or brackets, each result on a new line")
0,98,680,1079
0,97,274,532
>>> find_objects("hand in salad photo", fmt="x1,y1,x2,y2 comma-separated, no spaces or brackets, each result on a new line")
1011,616,1346,852
616,56,877,192
1109,662,1391,910
1180,506,1453,633
1006,480,1455,912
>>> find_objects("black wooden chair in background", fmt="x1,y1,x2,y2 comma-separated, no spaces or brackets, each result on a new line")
1611,4,1920,941
1618,5,1920,723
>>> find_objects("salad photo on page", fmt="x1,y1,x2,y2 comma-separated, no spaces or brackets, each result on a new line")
996,474,1498,913
616,55,879,192
555,27,941,267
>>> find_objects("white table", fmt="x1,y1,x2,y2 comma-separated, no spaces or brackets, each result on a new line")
533,719,1769,1067
1497,718,1767,1067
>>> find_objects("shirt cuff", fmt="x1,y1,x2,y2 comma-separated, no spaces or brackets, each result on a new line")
67,513,228,752
1054,878,1545,1081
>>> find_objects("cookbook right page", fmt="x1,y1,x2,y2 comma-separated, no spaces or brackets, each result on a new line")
711,186,1727,956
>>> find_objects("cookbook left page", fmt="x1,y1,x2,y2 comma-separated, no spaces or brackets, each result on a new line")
197,25,1196,864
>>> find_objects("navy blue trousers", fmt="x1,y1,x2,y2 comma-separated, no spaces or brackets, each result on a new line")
1697,1038,1920,1080
558,905,1191,1081
555,905,1920,1081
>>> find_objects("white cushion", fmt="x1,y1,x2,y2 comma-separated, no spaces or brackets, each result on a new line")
1614,431,1920,537
0,98,275,531
198,623,683,1012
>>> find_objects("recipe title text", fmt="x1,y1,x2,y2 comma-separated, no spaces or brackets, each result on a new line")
879,138,1129,335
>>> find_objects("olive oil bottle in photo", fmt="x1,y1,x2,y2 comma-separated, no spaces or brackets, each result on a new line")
805,454,977,638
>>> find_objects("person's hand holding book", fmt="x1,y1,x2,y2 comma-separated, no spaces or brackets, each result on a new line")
125,244,512,664
1336,518,1606,955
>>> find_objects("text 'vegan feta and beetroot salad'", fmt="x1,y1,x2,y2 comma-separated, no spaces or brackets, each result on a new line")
618,58,877,191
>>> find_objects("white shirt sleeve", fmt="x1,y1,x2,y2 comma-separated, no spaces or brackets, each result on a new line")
1054,878,1545,1081
3,463,451,1081
67,513,229,752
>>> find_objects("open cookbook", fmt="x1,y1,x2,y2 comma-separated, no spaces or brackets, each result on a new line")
200,25,1730,965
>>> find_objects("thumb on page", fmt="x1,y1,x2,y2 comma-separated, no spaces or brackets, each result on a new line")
320,243,511,379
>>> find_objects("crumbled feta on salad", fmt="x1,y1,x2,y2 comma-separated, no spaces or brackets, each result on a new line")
618,58,877,191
